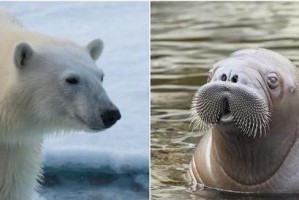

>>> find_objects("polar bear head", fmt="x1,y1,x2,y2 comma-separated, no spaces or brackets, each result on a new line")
11,38,121,133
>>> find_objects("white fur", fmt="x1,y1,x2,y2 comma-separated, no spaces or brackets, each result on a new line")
0,10,118,199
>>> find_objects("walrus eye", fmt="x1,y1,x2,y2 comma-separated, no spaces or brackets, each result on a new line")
267,73,279,89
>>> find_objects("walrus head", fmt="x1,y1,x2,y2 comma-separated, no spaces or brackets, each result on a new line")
191,48,297,138
189,49,299,190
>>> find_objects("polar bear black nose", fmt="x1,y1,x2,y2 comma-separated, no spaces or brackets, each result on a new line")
102,109,121,128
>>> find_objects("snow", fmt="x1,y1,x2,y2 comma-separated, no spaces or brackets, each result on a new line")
0,2,149,174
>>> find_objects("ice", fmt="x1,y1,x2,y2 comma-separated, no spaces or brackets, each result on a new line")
0,2,149,174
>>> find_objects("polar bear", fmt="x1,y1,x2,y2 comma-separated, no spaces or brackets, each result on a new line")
0,10,121,200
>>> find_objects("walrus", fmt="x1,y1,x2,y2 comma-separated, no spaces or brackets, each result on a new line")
189,48,299,193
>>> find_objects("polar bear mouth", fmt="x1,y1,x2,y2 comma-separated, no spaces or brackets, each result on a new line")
74,115,103,131
74,109,121,131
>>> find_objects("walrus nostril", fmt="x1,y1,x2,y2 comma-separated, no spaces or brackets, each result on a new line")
221,74,227,81
101,109,121,128
231,75,238,83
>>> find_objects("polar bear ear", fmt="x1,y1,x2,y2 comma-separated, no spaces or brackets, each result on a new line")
87,39,104,61
14,42,34,69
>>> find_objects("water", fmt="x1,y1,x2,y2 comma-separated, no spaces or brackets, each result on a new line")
0,2,149,199
151,2,299,199
41,168,148,200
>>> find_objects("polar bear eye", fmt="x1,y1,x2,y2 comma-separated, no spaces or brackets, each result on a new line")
65,76,80,85
101,76,104,82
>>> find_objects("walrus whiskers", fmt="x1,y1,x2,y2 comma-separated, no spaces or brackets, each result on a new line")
191,82,270,138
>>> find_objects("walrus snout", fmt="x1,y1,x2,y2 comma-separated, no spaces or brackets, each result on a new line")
191,81,271,137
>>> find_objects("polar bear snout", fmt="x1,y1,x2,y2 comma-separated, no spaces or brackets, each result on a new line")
101,109,121,128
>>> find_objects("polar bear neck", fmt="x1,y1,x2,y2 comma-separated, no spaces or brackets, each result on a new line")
0,141,42,200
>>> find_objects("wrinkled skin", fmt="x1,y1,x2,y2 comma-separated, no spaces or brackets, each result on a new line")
189,48,299,193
